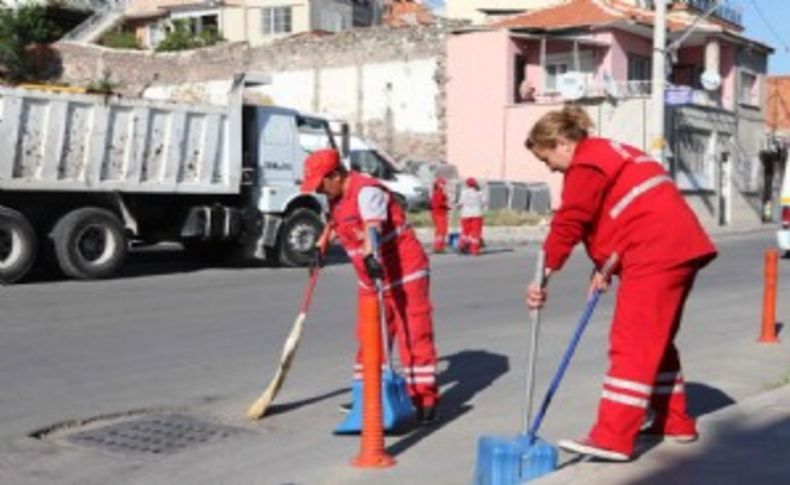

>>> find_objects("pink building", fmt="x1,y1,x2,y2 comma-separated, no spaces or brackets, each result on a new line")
447,0,772,222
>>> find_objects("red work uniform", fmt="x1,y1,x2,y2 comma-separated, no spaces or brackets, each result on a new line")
459,178,485,255
430,179,450,252
544,138,717,456
330,171,439,409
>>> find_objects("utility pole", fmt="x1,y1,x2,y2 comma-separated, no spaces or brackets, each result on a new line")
650,0,667,165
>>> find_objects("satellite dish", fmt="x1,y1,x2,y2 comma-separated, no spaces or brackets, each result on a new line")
701,70,722,91
558,72,586,100
602,72,619,98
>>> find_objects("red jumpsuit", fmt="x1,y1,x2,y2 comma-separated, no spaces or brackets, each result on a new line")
330,172,439,409
544,138,717,456
431,182,450,252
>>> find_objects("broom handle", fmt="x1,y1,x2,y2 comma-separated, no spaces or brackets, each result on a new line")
369,228,394,370
527,253,618,442
523,250,546,434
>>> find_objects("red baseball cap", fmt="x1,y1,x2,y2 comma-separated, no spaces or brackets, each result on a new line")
301,149,341,193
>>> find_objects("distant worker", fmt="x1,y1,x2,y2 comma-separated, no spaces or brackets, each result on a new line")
458,177,486,256
525,105,717,461
430,177,450,253
301,149,440,425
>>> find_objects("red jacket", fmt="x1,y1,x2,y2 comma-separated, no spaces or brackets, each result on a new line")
544,138,717,275
431,186,449,214
330,172,429,289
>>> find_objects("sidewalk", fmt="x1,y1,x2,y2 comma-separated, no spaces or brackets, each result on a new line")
414,221,777,248
535,384,790,484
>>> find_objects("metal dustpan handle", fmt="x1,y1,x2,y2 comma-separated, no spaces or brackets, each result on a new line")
526,253,618,442
369,227,394,370
523,250,546,435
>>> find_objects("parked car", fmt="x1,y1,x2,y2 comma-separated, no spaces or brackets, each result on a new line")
347,137,429,211
778,160,790,256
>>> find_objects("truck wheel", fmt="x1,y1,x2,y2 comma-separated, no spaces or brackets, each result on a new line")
278,208,323,267
52,207,127,280
0,206,37,284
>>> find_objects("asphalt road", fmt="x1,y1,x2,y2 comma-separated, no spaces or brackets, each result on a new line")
0,231,787,484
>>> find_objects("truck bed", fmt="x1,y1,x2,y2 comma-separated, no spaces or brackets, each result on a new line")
0,85,242,194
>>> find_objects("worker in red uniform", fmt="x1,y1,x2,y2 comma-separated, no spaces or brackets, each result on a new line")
430,177,450,253
301,149,439,424
525,106,717,461
458,177,486,255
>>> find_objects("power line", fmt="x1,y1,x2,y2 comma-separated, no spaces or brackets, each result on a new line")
749,0,790,53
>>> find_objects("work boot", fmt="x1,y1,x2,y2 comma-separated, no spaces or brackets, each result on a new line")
557,437,630,462
416,406,438,426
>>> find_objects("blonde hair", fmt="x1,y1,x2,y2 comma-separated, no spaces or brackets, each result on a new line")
526,104,594,150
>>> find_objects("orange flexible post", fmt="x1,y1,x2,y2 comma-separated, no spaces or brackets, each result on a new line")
351,293,395,468
759,249,780,343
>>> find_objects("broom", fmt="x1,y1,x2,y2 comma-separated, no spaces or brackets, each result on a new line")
246,260,322,420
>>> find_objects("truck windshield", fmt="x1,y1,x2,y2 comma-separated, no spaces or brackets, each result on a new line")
350,149,398,180
297,116,336,154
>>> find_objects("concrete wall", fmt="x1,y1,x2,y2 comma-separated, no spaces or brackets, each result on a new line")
52,23,450,162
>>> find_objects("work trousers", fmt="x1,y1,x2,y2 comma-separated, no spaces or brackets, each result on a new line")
432,210,449,252
589,262,699,455
354,276,439,408
460,217,483,255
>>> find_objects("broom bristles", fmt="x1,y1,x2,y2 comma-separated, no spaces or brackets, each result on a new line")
246,312,307,420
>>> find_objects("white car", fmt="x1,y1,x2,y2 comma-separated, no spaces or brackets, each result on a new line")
778,160,790,256
347,137,429,211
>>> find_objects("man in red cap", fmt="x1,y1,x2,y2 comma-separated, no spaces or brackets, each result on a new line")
301,148,440,424
458,177,486,255
430,177,450,253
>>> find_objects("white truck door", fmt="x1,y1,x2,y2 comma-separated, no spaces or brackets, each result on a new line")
258,108,300,186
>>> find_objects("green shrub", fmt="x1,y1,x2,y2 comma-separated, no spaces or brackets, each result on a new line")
100,30,140,50
155,20,224,52
0,3,61,80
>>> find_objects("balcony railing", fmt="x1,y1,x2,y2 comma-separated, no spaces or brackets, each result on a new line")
526,79,723,108
671,0,743,27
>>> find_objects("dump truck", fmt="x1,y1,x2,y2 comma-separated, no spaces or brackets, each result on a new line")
0,76,342,283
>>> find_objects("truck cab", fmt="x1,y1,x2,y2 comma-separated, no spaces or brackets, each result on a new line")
242,105,339,266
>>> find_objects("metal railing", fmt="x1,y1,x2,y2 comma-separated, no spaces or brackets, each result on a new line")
671,0,743,26
61,0,128,43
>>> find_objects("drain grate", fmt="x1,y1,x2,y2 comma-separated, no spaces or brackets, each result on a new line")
67,414,244,455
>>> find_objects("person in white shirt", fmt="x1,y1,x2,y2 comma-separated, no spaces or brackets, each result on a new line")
458,177,486,255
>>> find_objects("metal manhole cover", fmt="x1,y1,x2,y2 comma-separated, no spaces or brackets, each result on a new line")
67,414,244,455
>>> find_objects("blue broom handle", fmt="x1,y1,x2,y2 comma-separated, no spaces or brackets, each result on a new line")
527,290,601,440
526,253,618,441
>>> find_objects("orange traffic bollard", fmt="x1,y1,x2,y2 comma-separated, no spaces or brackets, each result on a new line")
351,293,395,468
759,249,780,343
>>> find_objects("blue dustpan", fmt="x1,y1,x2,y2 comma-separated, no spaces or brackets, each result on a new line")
475,435,558,485
334,368,415,434
474,252,614,484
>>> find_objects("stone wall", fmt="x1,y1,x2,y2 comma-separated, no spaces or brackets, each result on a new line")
52,23,459,161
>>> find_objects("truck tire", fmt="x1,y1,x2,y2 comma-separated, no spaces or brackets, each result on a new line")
51,207,127,280
0,206,37,284
278,208,323,268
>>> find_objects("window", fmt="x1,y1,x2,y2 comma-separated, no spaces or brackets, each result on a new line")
627,54,652,95
262,6,292,35
545,63,567,91
740,71,758,106
350,150,395,180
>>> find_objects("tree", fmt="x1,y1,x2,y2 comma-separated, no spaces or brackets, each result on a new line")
0,2,61,80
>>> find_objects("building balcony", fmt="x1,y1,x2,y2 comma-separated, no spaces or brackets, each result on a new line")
669,0,743,28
